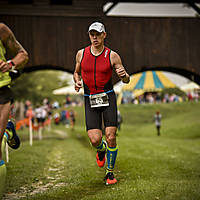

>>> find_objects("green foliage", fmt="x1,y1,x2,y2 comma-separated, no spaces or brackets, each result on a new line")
11,70,69,104
160,87,187,98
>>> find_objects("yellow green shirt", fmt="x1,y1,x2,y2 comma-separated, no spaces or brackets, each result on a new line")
0,40,11,88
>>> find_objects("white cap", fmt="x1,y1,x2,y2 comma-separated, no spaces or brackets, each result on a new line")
88,22,105,33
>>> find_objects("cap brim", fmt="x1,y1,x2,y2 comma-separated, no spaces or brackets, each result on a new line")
88,29,103,33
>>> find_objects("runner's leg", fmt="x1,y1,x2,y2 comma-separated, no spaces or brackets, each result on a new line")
105,126,118,184
105,126,118,172
0,102,11,198
0,102,11,159
103,92,118,184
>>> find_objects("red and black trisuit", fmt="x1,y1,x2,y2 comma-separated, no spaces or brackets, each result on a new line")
80,46,117,130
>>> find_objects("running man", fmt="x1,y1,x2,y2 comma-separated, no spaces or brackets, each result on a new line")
0,23,28,197
73,22,130,185
154,111,162,136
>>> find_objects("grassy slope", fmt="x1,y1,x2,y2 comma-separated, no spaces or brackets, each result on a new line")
3,102,200,200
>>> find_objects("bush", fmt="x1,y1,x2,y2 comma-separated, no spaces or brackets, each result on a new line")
160,87,187,99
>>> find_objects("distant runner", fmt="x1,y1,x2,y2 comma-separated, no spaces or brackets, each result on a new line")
154,111,162,136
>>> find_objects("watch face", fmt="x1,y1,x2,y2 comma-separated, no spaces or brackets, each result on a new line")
11,61,15,67
7,60,14,66
7,60,17,73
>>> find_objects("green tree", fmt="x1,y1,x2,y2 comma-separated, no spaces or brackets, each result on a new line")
161,87,187,99
11,70,69,104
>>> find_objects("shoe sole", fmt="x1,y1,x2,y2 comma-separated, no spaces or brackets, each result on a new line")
106,179,117,185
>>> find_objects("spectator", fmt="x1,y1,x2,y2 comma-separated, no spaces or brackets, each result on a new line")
54,112,60,125
154,111,162,136
117,110,123,131
69,109,76,130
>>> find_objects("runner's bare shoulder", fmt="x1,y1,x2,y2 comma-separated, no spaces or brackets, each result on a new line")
76,48,84,62
0,23,12,40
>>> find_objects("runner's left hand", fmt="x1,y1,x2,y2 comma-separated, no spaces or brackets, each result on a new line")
116,66,126,78
0,60,11,73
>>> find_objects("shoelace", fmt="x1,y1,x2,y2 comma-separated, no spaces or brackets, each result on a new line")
105,172,114,180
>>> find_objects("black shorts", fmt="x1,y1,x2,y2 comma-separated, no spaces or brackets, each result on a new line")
0,86,14,104
84,91,118,131
36,118,45,123
156,125,161,129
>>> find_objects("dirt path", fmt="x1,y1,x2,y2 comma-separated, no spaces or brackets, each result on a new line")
3,130,69,200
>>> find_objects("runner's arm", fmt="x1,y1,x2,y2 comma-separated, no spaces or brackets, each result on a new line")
0,23,28,72
111,51,130,84
73,49,83,92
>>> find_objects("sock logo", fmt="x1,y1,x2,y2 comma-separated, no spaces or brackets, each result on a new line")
109,154,113,169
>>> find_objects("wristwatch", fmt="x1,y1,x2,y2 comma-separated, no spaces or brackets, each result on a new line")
7,60,17,73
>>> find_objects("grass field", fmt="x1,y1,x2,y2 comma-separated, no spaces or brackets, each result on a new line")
2,101,200,200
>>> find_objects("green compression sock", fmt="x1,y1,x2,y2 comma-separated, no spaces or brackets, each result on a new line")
1,136,6,161
96,139,106,152
106,146,118,174
4,129,13,141
0,160,6,199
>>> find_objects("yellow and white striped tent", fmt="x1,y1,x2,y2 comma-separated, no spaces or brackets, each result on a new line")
117,71,176,104
123,71,176,92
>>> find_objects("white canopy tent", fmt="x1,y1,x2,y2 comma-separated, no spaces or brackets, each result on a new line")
53,82,123,95
52,85,84,95
113,81,123,94
180,82,200,92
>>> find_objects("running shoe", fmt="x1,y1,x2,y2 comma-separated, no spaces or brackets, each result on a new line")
6,120,20,149
104,172,117,185
96,141,107,168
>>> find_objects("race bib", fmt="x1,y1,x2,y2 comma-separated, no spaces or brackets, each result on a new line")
89,93,109,108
